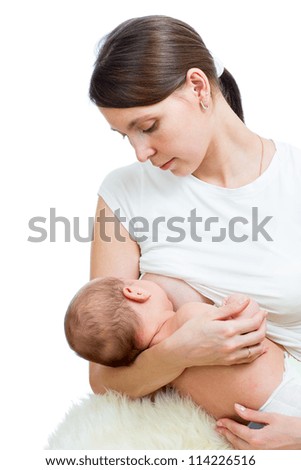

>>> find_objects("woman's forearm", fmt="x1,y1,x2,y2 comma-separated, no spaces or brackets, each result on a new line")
89,338,185,398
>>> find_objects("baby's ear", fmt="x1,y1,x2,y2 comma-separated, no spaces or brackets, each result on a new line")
122,284,151,303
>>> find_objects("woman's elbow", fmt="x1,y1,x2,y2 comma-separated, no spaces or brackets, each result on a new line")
89,362,107,395
89,377,105,395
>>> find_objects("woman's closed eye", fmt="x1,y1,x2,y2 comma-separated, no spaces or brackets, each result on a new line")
143,122,157,134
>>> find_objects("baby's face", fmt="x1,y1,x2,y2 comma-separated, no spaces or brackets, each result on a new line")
124,279,175,348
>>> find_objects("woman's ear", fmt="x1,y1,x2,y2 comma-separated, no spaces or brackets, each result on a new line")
186,67,210,103
122,284,151,303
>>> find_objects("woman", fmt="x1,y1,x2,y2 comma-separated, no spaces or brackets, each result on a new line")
88,15,301,449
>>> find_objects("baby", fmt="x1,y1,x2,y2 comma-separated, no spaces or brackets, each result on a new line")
64,276,301,423
64,276,259,367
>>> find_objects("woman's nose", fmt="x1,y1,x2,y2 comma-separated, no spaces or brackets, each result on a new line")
134,141,155,163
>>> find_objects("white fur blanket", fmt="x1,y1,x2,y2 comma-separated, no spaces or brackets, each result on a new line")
47,390,231,450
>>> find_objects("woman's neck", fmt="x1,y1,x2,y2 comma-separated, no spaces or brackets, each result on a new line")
193,94,276,188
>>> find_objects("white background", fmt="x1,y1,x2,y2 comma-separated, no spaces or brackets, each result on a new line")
1,0,301,461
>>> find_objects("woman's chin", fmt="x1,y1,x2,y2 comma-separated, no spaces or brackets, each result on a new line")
170,167,190,177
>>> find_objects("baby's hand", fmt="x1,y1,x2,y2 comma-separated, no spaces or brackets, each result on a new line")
223,294,260,319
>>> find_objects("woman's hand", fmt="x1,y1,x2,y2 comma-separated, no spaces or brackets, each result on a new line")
216,404,301,449
165,299,267,368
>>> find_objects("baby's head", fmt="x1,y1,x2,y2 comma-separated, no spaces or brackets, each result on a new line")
64,276,173,367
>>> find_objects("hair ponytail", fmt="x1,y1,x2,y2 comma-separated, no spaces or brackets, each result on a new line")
218,68,244,122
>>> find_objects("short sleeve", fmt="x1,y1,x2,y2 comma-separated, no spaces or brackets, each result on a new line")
97,162,143,234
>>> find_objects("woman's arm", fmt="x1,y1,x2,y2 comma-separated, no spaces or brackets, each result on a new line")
89,197,185,397
89,344,185,397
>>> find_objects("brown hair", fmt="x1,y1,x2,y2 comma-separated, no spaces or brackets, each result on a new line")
89,15,244,121
64,277,142,367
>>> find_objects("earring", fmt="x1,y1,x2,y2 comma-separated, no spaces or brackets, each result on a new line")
200,100,209,110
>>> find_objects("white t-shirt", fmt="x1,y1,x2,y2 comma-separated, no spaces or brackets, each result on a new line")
98,140,301,361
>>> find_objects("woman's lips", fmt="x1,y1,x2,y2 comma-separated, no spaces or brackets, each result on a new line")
159,158,175,170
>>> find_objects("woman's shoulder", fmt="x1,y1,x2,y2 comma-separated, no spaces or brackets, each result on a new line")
97,163,145,222
275,139,301,164
275,141,301,185
97,162,143,196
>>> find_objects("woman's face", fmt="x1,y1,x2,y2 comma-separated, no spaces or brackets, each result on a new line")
100,83,213,177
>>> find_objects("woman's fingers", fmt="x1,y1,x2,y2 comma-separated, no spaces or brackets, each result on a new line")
216,404,273,449
235,310,268,335
216,425,250,450
239,318,267,346
233,403,272,424
234,342,267,364
214,298,250,320
214,303,267,340
209,307,267,365
219,309,266,341
216,416,254,440
221,318,267,364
